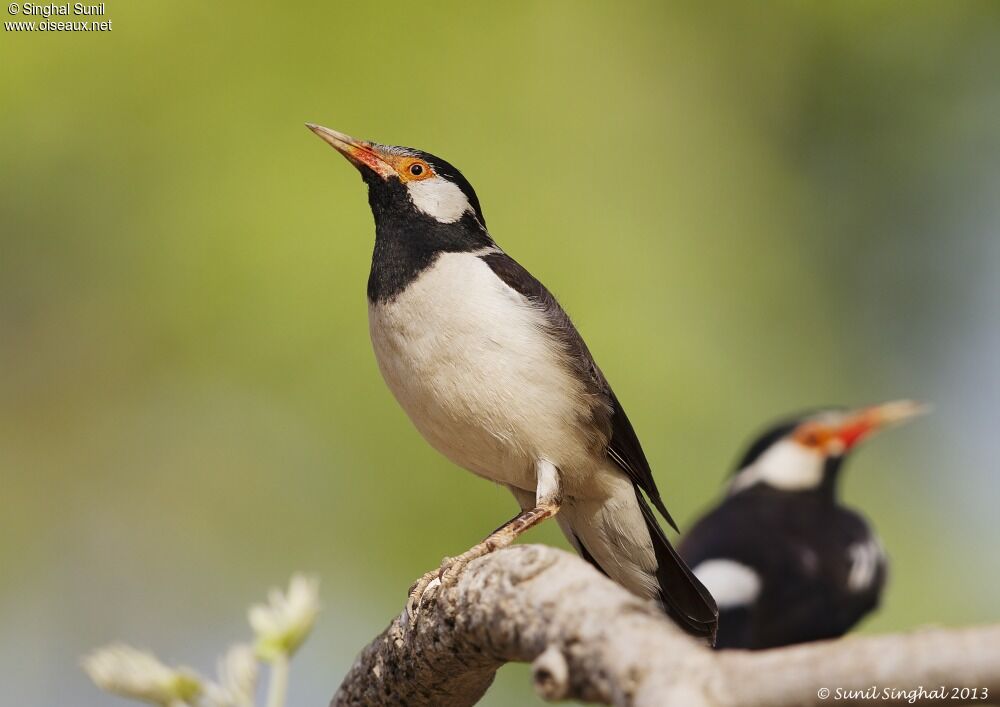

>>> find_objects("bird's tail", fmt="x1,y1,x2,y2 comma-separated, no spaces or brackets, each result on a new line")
556,479,719,642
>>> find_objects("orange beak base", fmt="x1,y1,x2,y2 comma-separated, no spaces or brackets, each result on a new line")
306,123,395,179
832,400,929,451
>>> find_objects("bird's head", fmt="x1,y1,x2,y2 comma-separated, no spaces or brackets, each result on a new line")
307,124,486,229
728,400,928,496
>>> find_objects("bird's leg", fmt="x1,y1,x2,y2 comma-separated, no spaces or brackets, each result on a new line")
404,460,562,624
439,462,562,584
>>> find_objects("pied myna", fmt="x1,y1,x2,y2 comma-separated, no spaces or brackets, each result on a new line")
679,401,926,649
308,124,717,640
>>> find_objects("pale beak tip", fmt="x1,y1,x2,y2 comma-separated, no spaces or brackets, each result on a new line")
876,399,932,426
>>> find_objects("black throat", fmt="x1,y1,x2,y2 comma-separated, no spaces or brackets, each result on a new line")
818,454,846,499
363,175,494,303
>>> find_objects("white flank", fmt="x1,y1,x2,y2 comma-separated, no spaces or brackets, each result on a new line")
692,559,762,609
555,474,660,600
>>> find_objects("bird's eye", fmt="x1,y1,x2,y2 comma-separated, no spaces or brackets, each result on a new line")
795,425,825,448
401,159,432,181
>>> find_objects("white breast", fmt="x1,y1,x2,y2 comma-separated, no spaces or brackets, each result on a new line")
368,251,599,492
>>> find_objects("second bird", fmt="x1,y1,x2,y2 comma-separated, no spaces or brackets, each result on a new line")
679,401,926,649
308,123,717,640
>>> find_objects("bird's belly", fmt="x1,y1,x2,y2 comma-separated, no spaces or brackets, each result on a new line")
368,252,598,490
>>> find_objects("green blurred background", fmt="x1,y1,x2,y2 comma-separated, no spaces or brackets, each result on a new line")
3,2,999,705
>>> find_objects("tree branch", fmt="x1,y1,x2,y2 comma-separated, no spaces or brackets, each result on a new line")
331,545,1000,707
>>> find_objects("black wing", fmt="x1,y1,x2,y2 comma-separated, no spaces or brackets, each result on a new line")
480,251,678,531
607,390,678,530
635,488,719,640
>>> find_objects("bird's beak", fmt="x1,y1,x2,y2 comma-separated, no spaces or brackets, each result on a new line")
829,399,929,452
306,123,395,180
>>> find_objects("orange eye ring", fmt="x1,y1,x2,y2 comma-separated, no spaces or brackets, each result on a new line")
794,424,827,449
399,158,433,182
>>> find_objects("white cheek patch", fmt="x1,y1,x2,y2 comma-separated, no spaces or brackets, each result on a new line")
731,439,825,493
406,177,473,223
692,559,761,609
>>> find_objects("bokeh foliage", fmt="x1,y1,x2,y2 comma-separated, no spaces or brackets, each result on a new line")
2,2,999,705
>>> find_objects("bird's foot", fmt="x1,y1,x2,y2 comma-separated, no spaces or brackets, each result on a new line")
402,540,501,627
400,497,562,628
439,538,497,585
403,565,444,625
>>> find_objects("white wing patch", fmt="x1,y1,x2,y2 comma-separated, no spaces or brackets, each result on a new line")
846,538,884,593
406,176,473,223
692,559,762,609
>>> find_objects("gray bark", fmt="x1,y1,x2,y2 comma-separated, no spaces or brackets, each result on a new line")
332,545,1000,706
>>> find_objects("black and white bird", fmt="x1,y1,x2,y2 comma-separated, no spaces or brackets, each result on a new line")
307,123,718,640
678,401,926,649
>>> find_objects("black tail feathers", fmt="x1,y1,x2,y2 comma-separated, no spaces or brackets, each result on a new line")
635,488,719,643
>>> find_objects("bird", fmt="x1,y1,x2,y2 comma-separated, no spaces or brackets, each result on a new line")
307,123,718,640
678,400,927,649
